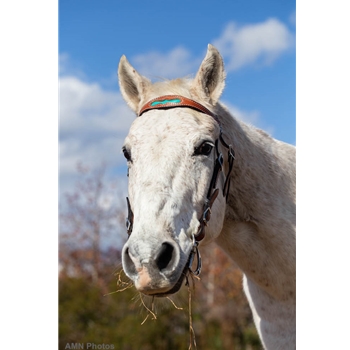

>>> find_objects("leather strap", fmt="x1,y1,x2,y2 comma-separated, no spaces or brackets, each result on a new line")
126,197,133,236
139,95,221,125
195,188,219,242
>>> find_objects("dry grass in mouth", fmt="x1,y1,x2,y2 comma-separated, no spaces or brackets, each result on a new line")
139,294,157,325
103,268,134,296
105,267,201,350
186,272,201,350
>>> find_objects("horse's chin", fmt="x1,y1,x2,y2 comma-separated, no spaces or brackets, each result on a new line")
140,266,189,298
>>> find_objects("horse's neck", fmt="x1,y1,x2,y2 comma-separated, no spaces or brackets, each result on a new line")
216,103,295,225
215,103,296,302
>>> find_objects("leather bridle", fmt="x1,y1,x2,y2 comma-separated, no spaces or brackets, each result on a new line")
125,95,235,275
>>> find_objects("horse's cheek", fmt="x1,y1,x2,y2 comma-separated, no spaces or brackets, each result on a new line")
206,195,226,242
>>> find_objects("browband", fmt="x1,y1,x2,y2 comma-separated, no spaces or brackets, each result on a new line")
138,95,221,126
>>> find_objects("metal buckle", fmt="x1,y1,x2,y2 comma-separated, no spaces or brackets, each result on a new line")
188,242,202,276
228,146,235,162
202,206,211,226
218,153,224,168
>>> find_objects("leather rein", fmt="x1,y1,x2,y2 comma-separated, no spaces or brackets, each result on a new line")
125,95,235,276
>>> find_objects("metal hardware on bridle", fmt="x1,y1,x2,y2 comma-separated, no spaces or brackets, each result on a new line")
124,95,235,275
126,197,133,236
188,241,202,276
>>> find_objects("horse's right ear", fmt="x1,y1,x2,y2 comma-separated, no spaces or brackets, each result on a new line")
118,55,151,113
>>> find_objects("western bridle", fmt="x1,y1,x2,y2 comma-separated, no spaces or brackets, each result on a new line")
125,95,235,276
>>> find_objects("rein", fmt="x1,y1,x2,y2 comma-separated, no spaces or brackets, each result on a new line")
125,95,235,276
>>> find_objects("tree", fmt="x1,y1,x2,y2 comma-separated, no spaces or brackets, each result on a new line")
59,162,126,284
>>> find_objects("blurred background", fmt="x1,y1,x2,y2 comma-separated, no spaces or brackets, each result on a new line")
59,0,295,349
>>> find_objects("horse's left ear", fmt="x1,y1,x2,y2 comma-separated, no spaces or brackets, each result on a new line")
191,44,226,105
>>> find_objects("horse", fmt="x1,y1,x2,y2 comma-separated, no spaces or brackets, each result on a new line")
117,44,296,350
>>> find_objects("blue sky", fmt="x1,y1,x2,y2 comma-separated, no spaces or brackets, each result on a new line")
59,0,295,195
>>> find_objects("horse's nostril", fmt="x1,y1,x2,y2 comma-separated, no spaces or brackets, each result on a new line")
123,247,137,276
155,242,174,271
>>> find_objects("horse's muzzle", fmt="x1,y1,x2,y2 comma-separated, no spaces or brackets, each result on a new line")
122,240,186,297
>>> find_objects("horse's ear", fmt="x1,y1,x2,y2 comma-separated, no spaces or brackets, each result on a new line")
118,55,151,113
191,44,226,105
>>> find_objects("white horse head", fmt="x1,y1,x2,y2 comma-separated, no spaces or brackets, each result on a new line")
119,45,230,296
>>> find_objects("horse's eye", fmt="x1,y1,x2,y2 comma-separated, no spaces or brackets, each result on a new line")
122,147,132,162
194,142,214,156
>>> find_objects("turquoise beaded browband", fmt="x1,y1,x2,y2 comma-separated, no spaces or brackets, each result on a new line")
138,95,221,126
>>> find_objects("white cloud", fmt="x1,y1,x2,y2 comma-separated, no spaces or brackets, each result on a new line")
213,18,294,71
130,17,294,79
289,11,296,26
131,46,200,79
59,53,87,80
222,101,274,136
222,100,260,125
59,75,134,193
